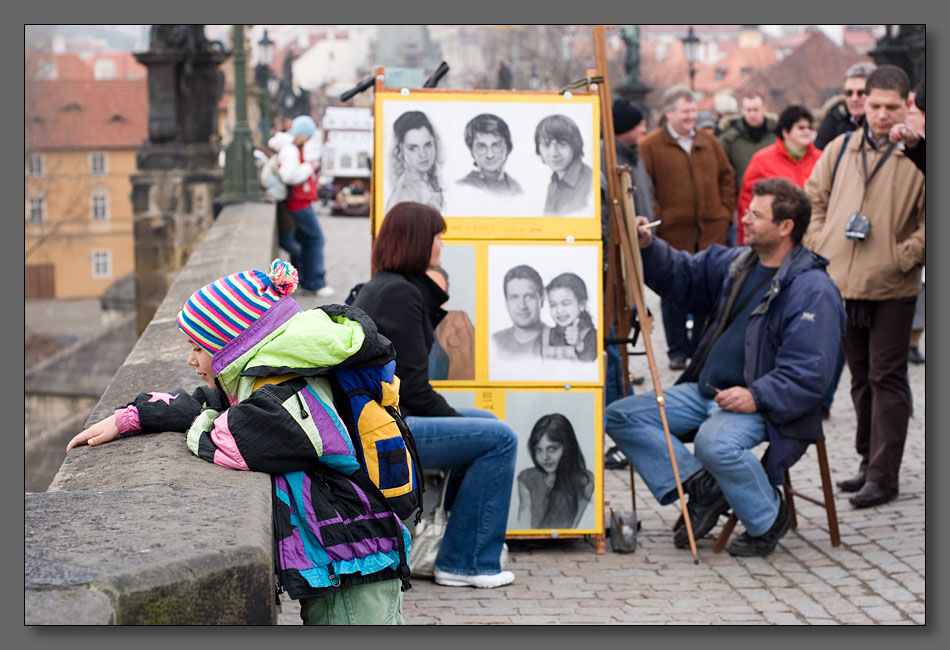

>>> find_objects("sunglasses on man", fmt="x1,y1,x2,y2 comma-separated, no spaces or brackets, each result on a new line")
844,89,867,97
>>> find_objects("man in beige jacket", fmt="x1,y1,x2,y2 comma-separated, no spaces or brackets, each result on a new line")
804,65,925,509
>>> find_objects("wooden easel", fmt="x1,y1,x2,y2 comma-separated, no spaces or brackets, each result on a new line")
590,26,699,561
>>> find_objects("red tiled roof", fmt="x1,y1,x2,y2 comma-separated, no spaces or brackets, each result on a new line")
694,44,777,99
84,52,147,79
25,52,93,80
733,29,870,111
640,39,777,110
843,29,876,47
26,79,148,151
769,32,811,48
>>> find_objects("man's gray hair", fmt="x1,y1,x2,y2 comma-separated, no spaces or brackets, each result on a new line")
845,61,877,80
662,84,696,112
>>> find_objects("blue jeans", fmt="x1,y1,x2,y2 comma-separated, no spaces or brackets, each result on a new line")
404,408,517,575
288,204,326,291
605,383,779,536
276,201,303,269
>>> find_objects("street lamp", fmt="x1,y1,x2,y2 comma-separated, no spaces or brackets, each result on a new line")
681,26,700,91
528,66,540,90
255,29,277,139
258,29,274,68
222,24,263,202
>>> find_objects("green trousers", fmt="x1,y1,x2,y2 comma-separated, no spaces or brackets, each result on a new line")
299,579,404,625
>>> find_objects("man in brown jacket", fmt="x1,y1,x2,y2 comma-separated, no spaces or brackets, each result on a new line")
804,65,925,509
639,84,736,369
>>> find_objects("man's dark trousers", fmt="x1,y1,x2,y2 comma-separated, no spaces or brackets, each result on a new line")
661,296,702,361
843,297,917,492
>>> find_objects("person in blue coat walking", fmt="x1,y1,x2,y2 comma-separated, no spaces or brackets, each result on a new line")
605,177,845,557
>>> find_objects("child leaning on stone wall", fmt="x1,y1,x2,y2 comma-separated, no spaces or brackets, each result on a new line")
66,260,409,625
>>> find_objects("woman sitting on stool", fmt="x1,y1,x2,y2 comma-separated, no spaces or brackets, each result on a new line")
353,201,517,589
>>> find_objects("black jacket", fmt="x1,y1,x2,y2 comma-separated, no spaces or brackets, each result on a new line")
814,100,864,151
352,270,458,417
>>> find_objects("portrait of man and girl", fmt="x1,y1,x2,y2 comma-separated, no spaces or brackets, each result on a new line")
488,244,601,383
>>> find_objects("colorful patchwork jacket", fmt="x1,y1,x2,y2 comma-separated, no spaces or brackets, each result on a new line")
113,299,412,599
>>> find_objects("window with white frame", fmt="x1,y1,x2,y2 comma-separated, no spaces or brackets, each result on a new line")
91,192,109,220
91,249,112,278
37,60,58,80
27,153,44,177
93,59,116,80
27,197,46,223
89,152,107,176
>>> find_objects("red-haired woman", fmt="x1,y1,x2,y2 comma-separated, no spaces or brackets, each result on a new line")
352,202,517,589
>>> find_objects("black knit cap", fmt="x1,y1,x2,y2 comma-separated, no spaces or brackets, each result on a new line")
612,98,644,135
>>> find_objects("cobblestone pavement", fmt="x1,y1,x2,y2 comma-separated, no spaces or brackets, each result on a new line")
281,208,926,625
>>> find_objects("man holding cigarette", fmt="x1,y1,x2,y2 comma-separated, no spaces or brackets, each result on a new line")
605,178,845,556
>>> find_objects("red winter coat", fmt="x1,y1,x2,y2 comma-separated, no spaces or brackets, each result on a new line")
737,139,821,244
277,143,319,211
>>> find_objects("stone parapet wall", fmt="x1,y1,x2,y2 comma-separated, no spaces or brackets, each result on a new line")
26,201,281,625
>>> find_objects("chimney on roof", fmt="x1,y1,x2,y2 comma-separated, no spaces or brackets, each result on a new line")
739,25,763,49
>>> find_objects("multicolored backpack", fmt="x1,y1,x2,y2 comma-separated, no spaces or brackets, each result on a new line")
329,360,424,524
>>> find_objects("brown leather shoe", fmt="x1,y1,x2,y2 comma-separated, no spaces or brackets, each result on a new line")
836,471,866,493
849,481,898,508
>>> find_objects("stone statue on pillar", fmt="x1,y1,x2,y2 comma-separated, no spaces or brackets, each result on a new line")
616,25,651,109
621,25,642,84
130,25,229,333
869,24,925,87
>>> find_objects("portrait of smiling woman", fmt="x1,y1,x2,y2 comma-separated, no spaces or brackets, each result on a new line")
386,111,445,213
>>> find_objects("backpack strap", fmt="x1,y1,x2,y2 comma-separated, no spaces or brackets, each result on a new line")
830,129,853,188
344,387,426,525
327,374,366,470
324,375,415,591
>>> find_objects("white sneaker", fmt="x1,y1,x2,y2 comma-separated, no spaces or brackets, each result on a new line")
315,286,335,298
433,568,515,588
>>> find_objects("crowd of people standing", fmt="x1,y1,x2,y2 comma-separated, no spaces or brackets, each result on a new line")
605,61,925,556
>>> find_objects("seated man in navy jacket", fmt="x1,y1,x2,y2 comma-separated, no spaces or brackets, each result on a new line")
605,177,845,556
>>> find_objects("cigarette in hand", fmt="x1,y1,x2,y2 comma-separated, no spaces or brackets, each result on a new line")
641,219,662,230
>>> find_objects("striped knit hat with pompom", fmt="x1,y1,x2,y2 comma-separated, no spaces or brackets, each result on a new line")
177,259,299,355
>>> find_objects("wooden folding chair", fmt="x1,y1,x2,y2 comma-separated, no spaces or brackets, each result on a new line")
713,438,840,552
624,434,841,551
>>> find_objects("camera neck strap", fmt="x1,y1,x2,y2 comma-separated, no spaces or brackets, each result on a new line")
860,130,896,189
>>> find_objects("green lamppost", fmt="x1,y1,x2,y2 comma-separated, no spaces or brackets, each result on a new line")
222,24,262,201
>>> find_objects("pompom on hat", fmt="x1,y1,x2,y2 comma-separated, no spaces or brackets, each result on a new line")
177,259,298,355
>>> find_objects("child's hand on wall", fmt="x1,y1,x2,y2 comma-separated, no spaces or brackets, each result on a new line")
66,414,119,452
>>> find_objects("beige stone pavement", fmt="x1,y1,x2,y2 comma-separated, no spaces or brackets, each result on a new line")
281,208,926,625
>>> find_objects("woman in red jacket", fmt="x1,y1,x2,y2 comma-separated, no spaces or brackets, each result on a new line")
737,105,821,244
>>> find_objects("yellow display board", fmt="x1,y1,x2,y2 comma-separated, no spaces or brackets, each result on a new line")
428,240,603,387
436,387,603,537
373,91,601,241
